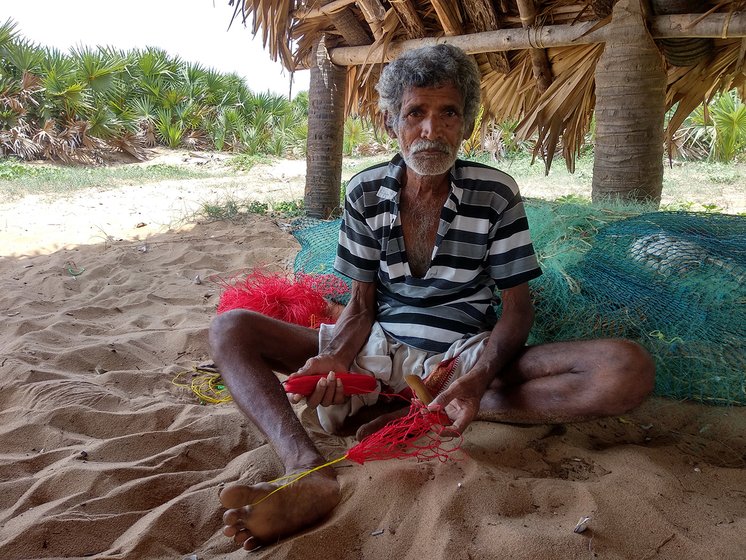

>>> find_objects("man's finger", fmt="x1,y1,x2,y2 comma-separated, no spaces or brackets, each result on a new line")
451,418,469,434
428,388,453,411
319,371,337,407
306,377,328,408
449,407,476,434
333,378,346,405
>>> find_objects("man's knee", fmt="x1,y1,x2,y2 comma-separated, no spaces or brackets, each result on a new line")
598,339,655,414
208,309,263,351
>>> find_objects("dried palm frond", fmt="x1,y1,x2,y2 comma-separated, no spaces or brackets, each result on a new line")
666,39,746,147
181,129,211,151
1,120,41,160
232,0,296,68
514,44,602,173
109,131,150,161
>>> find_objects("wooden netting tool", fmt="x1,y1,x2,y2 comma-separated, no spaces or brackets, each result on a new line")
405,374,434,405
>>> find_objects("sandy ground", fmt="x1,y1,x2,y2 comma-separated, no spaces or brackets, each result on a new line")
0,152,744,559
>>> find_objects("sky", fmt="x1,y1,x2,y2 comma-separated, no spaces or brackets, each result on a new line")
5,0,310,97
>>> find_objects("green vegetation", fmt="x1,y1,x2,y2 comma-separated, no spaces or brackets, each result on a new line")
671,91,746,163
0,158,213,200
194,194,305,222
227,153,270,172
0,19,309,163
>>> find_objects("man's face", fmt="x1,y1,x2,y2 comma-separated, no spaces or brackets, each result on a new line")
390,83,470,177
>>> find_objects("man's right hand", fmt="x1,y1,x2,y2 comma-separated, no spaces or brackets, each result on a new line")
287,356,349,408
287,280,377,410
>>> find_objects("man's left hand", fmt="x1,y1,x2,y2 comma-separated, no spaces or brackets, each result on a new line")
427,372,490,434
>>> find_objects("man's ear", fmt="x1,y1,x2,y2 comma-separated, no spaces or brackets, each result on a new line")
463,120,475,140
383,111,398,139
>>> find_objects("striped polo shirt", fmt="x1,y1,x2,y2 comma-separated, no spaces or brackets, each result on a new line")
335,154,542,353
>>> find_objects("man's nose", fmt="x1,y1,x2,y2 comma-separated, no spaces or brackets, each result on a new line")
420,115,442,139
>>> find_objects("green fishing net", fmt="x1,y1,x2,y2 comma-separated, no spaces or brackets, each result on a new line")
292,201,746,405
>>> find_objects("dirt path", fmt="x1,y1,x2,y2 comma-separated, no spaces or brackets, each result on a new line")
0,153,307,257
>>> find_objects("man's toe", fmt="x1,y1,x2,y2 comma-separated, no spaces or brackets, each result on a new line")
223,508,246,526
233,528,252,545
220,485,254,508
223,523,241,537
243,536,262,551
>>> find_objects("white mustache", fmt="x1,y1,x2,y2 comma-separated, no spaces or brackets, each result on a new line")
411,140,452,154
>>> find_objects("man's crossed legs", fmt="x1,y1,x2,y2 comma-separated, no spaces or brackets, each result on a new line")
209,309,655,550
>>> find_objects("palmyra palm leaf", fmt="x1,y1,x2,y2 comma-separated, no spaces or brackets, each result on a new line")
2,39,44,77
42,70,91,119
0,18,19,53
161,87,188,111
201,69,235,107
709,90,746,161
135,48,174,77
86,105,122,140
70,45,125,95
108,130,148,160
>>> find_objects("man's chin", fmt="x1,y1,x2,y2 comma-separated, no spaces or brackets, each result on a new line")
404,154,456,176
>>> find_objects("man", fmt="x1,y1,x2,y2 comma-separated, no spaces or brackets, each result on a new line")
209,44,655,551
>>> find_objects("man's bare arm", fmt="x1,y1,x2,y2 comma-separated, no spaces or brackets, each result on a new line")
289,280,377,408
467,282,534,384
319,280,378,365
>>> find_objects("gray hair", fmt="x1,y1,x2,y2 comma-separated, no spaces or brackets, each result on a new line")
376,44,481,132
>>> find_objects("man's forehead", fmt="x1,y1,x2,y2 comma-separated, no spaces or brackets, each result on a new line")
400,83,463,107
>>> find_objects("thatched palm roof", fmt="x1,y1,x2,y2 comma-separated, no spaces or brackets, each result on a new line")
231,0,746,170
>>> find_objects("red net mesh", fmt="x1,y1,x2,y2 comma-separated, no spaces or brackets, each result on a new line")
215,270,349,327
346,401,462,465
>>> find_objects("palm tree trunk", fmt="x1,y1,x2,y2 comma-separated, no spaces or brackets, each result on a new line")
592,0,667,204
305,35,346,218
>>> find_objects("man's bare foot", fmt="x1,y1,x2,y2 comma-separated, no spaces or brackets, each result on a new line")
220,469,341,550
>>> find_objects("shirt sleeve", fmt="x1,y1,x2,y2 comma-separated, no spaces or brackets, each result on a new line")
334,180,381,282
487,190,542,289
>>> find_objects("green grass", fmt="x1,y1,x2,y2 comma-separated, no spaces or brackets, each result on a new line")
228,153,271,173
0,159,218,202
193,195,305,223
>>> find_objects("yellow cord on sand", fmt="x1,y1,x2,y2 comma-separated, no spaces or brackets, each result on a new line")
172,368,233,404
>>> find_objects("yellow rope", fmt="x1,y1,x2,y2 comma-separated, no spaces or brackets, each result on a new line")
251,456,348,506
172,368,233,404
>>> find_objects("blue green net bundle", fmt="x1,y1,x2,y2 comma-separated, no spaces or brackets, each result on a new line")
292,202,746,406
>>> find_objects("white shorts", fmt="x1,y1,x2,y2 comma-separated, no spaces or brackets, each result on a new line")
315,322,489,433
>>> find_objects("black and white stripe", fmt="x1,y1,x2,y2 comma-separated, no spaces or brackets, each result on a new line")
335,154,542,352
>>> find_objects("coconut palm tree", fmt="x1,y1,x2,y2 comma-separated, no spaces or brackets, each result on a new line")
305,37,346,218
591,0,667,204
